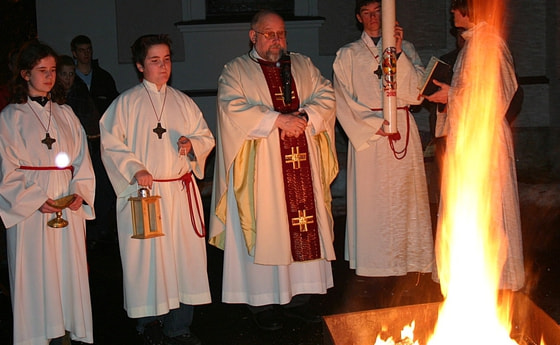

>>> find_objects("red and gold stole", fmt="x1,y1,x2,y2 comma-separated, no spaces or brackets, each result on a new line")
258,57,321,261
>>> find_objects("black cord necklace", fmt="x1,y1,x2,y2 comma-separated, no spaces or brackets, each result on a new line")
362,38,383,79
28,99,56,149
143,83,168,139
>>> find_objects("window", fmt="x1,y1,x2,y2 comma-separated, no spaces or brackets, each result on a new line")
206,0,294,18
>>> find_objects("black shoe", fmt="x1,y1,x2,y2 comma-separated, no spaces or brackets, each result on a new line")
283,305,322,323
251,309,284,331
164,333,202,345
141,321,164,345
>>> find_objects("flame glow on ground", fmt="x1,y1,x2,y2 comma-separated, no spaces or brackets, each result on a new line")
429,1,518,344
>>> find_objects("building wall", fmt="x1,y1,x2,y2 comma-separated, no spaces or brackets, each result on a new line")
36,0,558,178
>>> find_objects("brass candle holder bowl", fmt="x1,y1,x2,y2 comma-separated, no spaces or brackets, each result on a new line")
47,195,76,228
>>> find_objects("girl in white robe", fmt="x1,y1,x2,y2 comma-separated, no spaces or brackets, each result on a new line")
0,41,95,345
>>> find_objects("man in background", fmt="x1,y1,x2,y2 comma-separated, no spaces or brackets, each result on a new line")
71,34,119,115
70,35,119,246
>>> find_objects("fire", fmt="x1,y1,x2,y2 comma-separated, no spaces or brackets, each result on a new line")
368,2,544,345
375,322,419,345
428,1,518,344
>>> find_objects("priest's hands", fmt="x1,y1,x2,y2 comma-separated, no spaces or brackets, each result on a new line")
276,113,307,140
134,169,153,189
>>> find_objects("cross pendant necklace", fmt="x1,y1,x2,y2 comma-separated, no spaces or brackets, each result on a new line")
153,122,166,138
143,83,168,139
28,100,56,149
42,133,56,149
362,38,383,79
374,65,383,79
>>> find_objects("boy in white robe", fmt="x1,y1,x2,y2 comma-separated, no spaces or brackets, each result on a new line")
333,0,434,278
425,0,525,291
100,34,214,345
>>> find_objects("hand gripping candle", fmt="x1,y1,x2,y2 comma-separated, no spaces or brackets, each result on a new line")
381,0,397,134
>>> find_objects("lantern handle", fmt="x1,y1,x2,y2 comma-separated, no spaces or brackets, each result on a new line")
137,187,150,198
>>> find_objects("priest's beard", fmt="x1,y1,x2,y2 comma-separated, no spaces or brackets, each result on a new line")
265,46,286,62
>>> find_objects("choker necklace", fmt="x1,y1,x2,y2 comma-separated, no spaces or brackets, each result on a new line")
143,83,168,139
361,37,383,79
30,96,49,106
28,100,56,149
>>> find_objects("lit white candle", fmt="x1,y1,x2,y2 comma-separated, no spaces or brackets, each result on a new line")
382,0,397,134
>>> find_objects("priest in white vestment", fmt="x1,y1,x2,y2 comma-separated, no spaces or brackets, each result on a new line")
100,35,214,344
209,10,338,331
426,0,525,291
0,41,95,345
333,0,434,278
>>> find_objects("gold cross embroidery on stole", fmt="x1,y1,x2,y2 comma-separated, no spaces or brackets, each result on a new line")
285,146,307,169
291,209,314,232
274,86,295,106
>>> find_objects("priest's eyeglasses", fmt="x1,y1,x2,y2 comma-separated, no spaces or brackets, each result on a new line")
254,30,287,40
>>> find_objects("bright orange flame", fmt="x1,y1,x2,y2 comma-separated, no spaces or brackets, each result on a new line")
428,1,520,344
375,322,419,345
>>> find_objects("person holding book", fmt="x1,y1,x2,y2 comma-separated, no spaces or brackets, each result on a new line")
421,27,465,207
332,0,434,279
424,0,524,291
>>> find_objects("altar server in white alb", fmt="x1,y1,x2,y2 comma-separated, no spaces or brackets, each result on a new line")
100,34,214,345
209,10,338,331
0,41,95,345
333,0,434,277
426,0,525,291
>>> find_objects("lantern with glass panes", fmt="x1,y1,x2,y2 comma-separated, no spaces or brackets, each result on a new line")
128,188,164,239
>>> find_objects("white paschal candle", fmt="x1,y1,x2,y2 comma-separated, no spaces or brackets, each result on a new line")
381,0,397,134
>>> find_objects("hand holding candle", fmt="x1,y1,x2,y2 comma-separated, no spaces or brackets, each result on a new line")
394,22,403,54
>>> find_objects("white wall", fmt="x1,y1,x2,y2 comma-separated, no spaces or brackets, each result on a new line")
37,1,330,134
37,1,556,139
38,1,330,93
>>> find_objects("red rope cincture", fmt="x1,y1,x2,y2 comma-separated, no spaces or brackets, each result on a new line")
153,172,206,238
370,106,411,160
19,165,74,176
